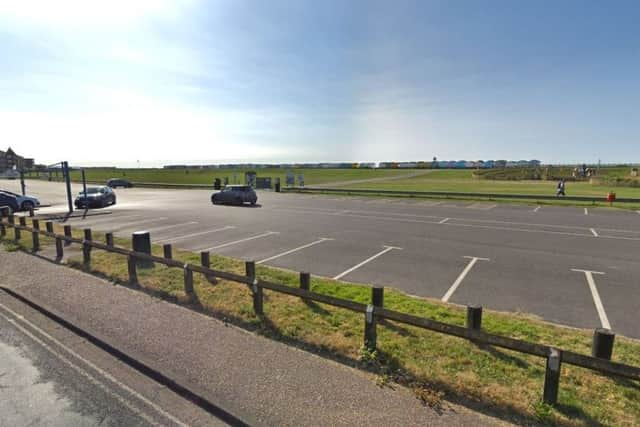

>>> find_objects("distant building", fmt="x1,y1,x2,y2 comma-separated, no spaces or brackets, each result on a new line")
0,147,34,172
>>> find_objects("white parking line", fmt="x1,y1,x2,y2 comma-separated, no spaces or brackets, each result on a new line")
571,269,610,329
442,256,490,303
533,206,541,213
140,221,198,234
584,208,589,215
155,226,235,244
590,228,599,237
332,246,402,280
257,238,333,264
202,231,279,251
68,214,143,224
108,217,169,230
439,218,450,224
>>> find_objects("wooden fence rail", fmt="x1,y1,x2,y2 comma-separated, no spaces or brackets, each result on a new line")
2,213,639,407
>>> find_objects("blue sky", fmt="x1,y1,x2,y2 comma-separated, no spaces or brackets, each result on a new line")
1,0,639,167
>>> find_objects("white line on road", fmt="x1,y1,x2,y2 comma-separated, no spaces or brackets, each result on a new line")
439,218,450,224
571,269,610,329
533,206,541,213
590,228,599,237
155,226,235,244
584,208,589,215
0,302,187,427
140,221,198,234
332,246,402,280
257,238,333,264
107,217,169,230
442,256,490,303
68,214,143,224
203,231,279,251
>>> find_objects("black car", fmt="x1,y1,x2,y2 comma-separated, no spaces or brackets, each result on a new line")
0,193,19,215
211,185,258,205
75,186,116,209
107,178,132,188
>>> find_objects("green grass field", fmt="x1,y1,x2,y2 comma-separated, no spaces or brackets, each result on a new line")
66,167,411,186
41,166,640,202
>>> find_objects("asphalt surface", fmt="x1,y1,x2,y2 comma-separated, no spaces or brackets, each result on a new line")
0,247,510,426
0,288,226,427
7,179,640,338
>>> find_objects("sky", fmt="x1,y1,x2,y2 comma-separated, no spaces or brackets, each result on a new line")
1,0,639,167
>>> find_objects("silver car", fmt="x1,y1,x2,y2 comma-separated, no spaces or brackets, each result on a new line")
211,185,257,206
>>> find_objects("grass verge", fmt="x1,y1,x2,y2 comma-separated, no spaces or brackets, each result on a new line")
2,219,640,426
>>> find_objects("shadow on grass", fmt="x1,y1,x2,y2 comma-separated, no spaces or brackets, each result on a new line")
473,342,531,370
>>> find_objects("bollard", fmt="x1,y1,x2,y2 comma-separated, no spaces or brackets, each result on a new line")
372,287,384,309
19,216,26,227
543,348,562,405
300,272,310,291
246,261,263,315
8,214,15,225
183,264,194,296
82,228,92,266
132,231,153,268
466,305,483,331
14,219,21,241
31,219,40,252
29,208,34,217
55,237,64,260
0,222,5,237
45,221,54,233
127,255,138,286
64,225,72,246
163,244,172,260
105,232,114,247
592,328,615,360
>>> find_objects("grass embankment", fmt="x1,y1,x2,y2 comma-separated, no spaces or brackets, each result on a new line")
2,219,640,426
350,169,640,201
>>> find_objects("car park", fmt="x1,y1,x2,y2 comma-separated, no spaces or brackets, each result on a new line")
0,192,19,214
107,178,133,188
75,186,116,209
0,190,41,211
211,185,258,206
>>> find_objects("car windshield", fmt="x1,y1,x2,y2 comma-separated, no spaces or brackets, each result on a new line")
79,187,100,194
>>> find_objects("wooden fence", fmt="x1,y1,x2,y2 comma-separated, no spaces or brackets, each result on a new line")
1,211,639,407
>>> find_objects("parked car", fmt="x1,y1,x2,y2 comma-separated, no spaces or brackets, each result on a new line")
0,190,41,211
75,186,116,209
211,185,257,205
107,178,133,188
0,193,19,214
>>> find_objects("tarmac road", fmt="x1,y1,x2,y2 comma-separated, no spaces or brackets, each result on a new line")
6,180,640,339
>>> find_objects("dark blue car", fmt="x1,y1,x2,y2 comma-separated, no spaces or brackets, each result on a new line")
0,192,19,215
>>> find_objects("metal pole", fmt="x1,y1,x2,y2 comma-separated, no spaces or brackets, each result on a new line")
20,170,26,196
63,162,73,213
81,169,87,202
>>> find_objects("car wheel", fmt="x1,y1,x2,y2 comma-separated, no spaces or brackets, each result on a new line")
21,201,34,211
250,200,256,206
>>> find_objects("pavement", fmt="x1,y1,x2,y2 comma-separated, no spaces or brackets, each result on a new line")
4,180,640,339
0,246,513,426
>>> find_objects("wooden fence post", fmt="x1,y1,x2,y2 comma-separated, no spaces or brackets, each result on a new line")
31,218,40,251
543,348,562,405
183,264,194,296
82,228,92,266
300,272,310,291
128,254,138,286
364,287,384,351
246,261,262,315
45,221,54,233
55,236,64,260
201,251,216,282
0,222,5,237
466,305,483,331
14,216,22,240
163,244,172,260
105,232,114,247
64,225,72,246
